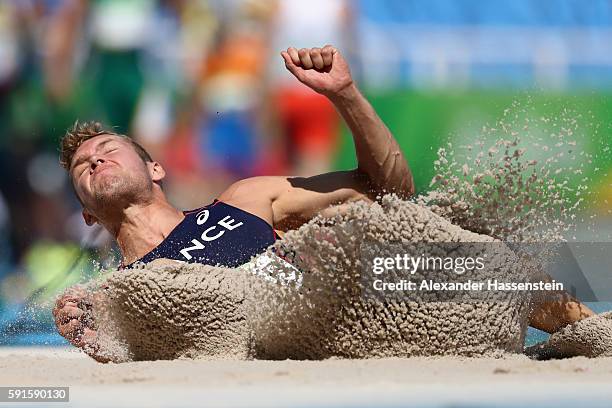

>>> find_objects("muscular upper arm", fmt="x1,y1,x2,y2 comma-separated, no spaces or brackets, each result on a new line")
218,170,372,231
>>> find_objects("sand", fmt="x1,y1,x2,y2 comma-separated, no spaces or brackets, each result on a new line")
526,311,612,359
248,197,531,360
2,347,612,407
83,197,533,362
92,262,257,362
418,104,607,243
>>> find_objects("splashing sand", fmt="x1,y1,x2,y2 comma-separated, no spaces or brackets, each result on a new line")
248,198,532,360
418,103,604,242
86,198,531,362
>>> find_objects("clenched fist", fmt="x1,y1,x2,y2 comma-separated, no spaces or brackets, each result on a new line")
281,45,354,99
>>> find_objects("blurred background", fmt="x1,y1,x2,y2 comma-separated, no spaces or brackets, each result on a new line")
0,0,610,346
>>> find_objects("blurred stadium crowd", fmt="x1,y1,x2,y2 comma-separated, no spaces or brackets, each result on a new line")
0,0,611,343
0,0,351,314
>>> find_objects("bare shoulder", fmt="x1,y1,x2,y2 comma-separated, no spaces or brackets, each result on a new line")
216,171,370,231
217,177,285,227
218,176,285,203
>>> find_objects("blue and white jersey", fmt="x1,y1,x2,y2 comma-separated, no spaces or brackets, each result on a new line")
123,200,277,269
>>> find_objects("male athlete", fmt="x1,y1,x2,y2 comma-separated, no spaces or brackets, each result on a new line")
53,46,593,362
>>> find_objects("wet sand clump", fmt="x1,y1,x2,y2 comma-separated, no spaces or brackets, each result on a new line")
93,263,258,361
525,312,612,359
91,197,531,362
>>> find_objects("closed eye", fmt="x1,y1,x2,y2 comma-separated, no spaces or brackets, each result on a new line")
77,147,119,175
74,163,88,176
102,147,119,156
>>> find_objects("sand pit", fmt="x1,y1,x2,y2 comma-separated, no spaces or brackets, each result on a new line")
2,347,612,408
85,197,532,362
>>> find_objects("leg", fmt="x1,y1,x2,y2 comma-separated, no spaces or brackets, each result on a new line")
529,291,594,333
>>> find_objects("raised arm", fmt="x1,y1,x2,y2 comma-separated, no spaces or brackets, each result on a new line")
220,45,414,231
281,46,414,198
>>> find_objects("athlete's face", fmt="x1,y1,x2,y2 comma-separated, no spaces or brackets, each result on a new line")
69,135,161,222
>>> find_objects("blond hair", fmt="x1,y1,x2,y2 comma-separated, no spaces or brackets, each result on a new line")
59,121,153,170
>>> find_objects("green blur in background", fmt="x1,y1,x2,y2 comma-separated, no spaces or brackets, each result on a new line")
336,90,612,210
